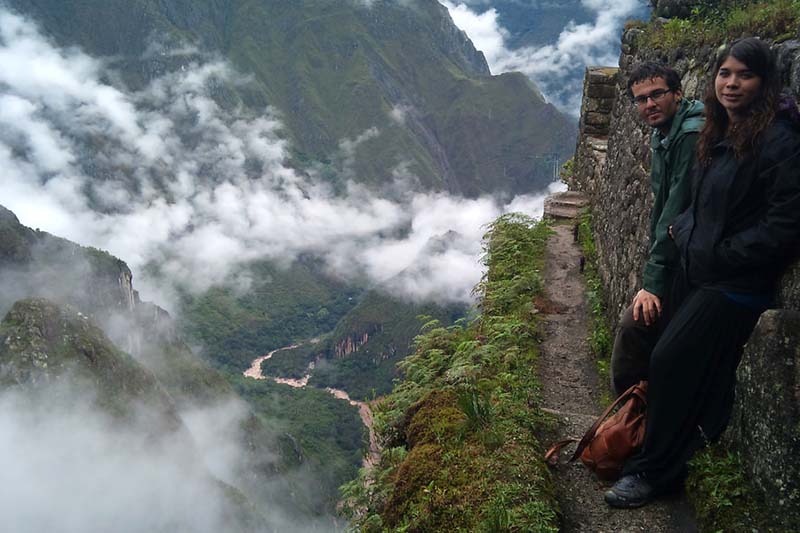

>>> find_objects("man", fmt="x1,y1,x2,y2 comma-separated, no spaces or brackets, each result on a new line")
610,63,704,396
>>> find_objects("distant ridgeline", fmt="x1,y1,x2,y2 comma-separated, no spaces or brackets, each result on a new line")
0,205,366,528
8,0,575,197
569,0,800,530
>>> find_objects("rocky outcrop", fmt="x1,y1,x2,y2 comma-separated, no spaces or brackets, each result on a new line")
0,204,180,354
0,297,269,532
570,32,800,522
0,298,183,430
334,327,382,358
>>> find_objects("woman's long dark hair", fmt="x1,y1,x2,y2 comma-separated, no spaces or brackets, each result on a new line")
697,37,782,165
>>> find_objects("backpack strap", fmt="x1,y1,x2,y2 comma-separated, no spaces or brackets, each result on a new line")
568,381,647,462
544,438,578,465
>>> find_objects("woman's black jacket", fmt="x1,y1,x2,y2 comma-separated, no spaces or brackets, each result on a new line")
671,116,800,295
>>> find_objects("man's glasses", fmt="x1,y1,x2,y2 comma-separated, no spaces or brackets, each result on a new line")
632,89,672,106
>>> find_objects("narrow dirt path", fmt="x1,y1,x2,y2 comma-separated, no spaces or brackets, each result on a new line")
539,222,697,532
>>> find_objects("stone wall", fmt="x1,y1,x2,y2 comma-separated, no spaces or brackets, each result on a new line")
570,29,800,523
727,310,800,529
567,67,618,198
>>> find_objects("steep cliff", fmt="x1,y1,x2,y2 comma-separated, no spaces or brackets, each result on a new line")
569,2,800,528
0,205,137,321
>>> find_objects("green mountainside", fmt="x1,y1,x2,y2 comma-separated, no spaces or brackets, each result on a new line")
1,1,585,526
9,0,575,196
255,288,465,400
179,257,361,374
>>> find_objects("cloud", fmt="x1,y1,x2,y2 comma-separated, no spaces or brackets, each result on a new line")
0,8,552,310
0,383,253,533
442,0,643,112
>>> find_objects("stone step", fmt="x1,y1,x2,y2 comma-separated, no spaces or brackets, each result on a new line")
543,191,590,220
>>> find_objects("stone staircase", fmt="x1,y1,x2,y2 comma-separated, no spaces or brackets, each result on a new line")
543,191,589,220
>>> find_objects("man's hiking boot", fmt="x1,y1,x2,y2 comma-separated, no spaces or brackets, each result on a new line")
604,473,654,508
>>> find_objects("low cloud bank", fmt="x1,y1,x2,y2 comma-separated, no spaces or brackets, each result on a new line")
0,8,553,309
442,0,644,112
0,379,340,532
0,385,245,533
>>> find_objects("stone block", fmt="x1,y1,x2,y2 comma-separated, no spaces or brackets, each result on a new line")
729,310,800,530
595,98,615,113
585,112,611,129
586,67,619,85
586,84,618,99
775,40,800,87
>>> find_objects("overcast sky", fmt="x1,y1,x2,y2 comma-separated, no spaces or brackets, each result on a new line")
442,0,644,112
0,7,557,311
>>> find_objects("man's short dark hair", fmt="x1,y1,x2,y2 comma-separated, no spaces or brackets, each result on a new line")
626,62,682,98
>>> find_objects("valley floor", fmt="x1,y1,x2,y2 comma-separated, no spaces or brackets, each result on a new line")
539,222,697,532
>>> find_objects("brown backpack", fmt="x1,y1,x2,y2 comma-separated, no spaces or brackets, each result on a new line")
544,381,647,481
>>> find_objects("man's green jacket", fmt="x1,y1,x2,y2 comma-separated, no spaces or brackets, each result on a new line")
643,98,704,297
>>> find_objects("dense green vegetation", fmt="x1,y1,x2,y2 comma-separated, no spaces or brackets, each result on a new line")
637,0,800,49
179,258,360,373
309,290,465,400
259,342,322,380
340,214,559,532
232,376,367,514
576,210,612,403
256,288,466,400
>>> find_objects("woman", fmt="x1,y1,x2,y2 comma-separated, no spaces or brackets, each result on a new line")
605,37,800,508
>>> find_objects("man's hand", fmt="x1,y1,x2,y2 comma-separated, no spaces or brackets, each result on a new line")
632,289,662,326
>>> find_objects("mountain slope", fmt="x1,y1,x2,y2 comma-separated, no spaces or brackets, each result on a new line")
8,0,575,196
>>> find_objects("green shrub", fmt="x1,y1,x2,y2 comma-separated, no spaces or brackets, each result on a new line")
641,0,800,50
339,214,559,532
